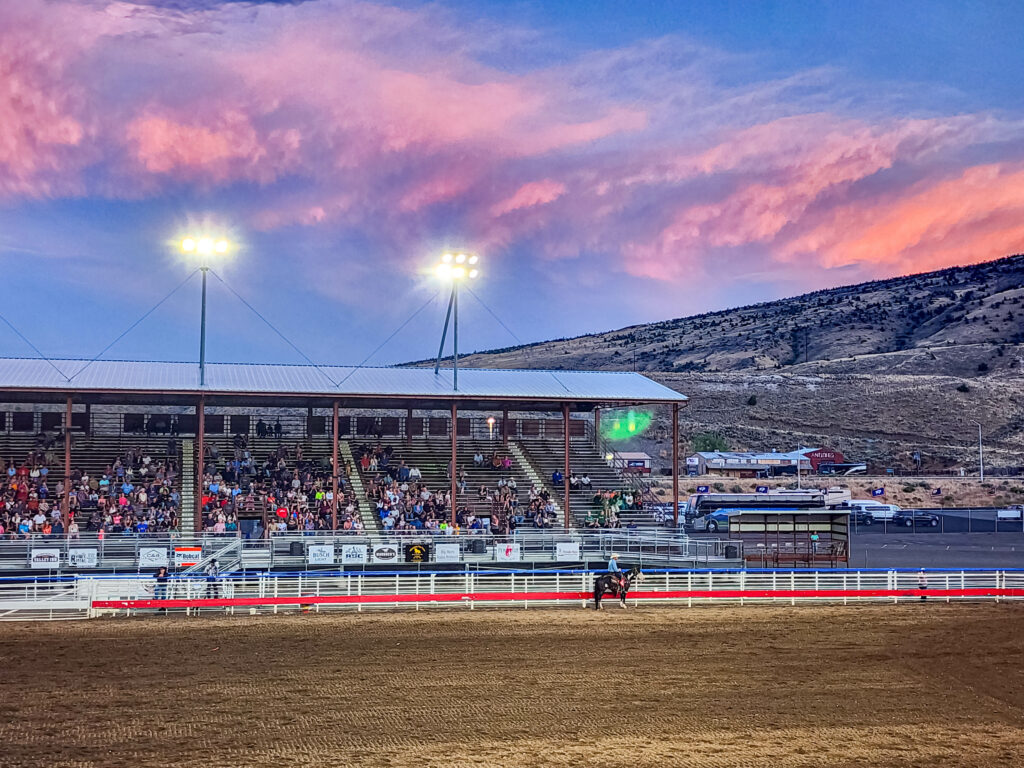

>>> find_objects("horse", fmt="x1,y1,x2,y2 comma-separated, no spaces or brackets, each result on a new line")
593,565,644,609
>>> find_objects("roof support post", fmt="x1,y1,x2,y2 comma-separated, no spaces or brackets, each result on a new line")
502,408,508,446
450,402,458,529
593,408,600,450
332,400,339,532
63,395,72,535
563,403,571,531
406,408,412,446
196,396,204,533
672,402,680,529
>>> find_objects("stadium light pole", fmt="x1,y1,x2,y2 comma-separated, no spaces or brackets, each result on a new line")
433,252,480,392
972,420,985,482
181,237,230,386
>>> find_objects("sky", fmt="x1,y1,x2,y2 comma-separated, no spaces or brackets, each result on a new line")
3,0,1024,367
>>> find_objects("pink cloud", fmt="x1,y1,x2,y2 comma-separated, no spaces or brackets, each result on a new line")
490,180,567,217
0,0,1023,304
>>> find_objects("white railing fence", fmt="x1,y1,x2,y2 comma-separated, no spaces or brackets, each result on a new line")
2,568,1021,621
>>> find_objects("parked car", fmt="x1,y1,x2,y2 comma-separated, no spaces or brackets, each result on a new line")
845,501,901,520
997,505,1024,521
849,508,875,525
892,509,940,527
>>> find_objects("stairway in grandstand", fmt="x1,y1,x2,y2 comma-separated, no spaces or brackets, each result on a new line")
505,442,562,522
349,437,540,526
337,440,377,532
517,439,658,529
179,439,196,532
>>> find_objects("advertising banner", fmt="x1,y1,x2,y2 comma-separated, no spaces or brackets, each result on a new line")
68,549,99,568
434,542,460,563
755,485,769,494
173,547,203,568
340,544,368,564
307,544,335,565
495,543,521,562
371,542,401,564
555,542,580,561
697,485,710,493
404,543,431,564
29,549,61,569
138,548,169,568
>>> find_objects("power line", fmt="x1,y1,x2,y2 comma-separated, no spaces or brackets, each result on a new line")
464,286,529,354
335,291,440,388
208,269,340,388
68,269,199,382
0,312,71,382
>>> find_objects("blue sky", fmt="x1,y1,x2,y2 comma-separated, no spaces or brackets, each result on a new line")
2,0,1024,368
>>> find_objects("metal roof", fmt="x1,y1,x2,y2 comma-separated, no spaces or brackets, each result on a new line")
0,357,687,405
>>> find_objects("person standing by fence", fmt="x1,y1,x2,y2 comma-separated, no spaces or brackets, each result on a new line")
918,569,928,601
205,559,220,599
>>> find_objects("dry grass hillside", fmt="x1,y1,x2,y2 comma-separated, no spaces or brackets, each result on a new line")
454,254,1024,375
427,255,1024,469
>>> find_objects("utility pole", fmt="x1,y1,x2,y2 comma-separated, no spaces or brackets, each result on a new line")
972,421,984,481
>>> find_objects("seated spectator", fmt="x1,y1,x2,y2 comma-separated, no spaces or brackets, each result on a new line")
551,469,563,486
580,473,591,490
473,451,484,467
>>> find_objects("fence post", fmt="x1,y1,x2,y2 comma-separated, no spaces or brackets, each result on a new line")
688,571,692,608
842,573,847,605
790,571,795,606
945,573,950,603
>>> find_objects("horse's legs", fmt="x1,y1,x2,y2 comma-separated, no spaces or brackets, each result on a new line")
620,589,628,609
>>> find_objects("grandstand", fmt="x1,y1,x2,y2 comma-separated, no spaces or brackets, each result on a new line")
0,357,687,540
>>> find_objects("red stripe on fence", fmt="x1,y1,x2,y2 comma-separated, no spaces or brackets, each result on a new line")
91,587,1024,610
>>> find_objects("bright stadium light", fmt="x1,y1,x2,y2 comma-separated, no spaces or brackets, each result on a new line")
179,234,232,386
433,251,481,392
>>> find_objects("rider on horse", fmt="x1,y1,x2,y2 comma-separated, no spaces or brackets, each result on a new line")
608,553,626,591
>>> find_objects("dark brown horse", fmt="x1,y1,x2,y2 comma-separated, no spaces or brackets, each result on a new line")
593,565,644,609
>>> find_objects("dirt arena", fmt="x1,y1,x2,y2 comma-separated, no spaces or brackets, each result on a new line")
2,604,1024,767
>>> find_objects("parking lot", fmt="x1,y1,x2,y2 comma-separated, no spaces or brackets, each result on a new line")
850,508,1024,534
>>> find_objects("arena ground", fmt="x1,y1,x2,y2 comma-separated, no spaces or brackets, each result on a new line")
2,605,1024,767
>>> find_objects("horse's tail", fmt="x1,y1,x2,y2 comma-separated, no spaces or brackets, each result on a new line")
593,577,602,609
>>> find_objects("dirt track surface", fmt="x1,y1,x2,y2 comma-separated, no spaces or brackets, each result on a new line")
3,605,1024,767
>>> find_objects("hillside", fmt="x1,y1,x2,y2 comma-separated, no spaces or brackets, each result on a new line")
454,254,1024,376
439,255,1024,470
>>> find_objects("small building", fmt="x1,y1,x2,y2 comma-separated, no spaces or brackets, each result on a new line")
688,450,806,478
726,508,850,567
609,451,652,475
798,447,846,472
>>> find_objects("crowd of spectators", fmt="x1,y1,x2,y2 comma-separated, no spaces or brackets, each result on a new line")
1,440,181,538
199,433,362,536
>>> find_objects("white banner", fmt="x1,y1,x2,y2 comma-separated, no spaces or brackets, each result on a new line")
29,548,61,569
495,543,521,562
555,542,580,561
68,549,98,568
307,544,335,565
435,542,461,563
340,544,367,564
371,542,401,564
138,548,168,568
174,547,203,567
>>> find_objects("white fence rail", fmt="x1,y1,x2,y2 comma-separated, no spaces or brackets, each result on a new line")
1,568,1021,621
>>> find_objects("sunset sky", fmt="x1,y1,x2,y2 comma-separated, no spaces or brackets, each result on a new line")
3,0,1024,366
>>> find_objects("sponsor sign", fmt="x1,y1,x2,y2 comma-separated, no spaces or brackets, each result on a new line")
871,487,885,497
404,543,430,563
755,485,769,494
371,543,400,563
68,549,98,568
29,548,61,569
495,543,521,562
307,544,335,566
697,485,710,494
685,457,700,466
139,548,168,568
555,542,580,561
931,488,942,496
173,546,203,567
434,542,460,563
340,544,367,564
